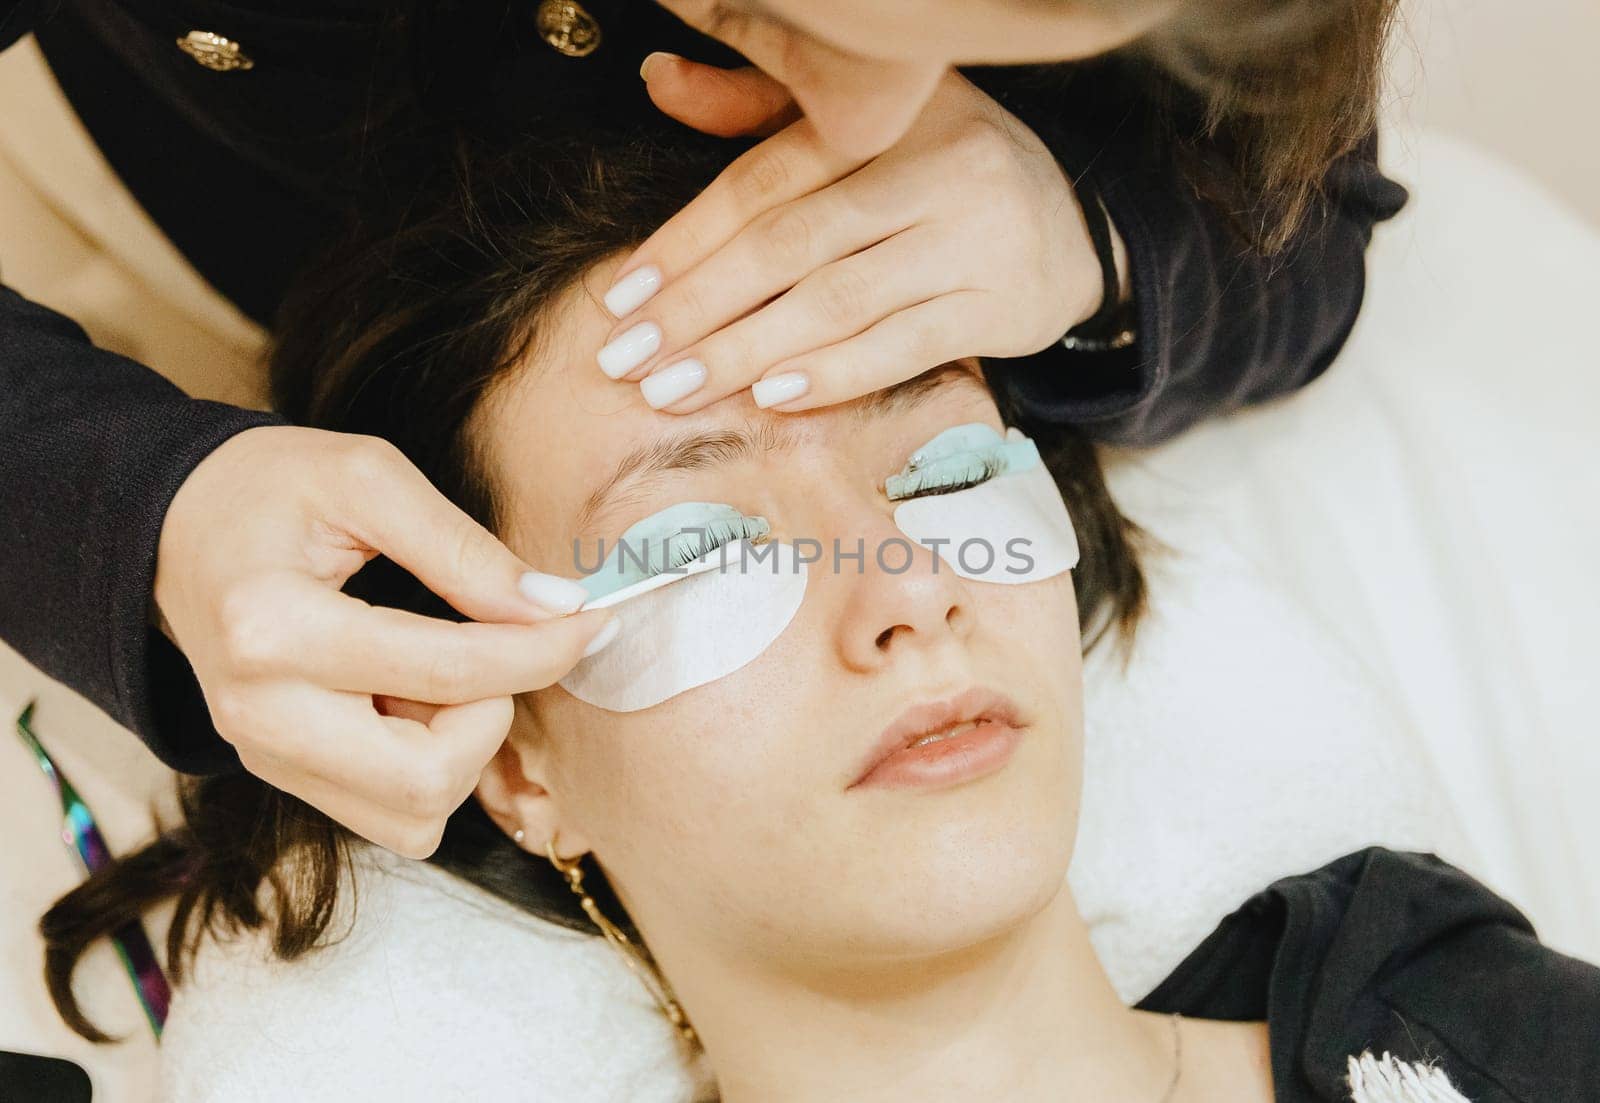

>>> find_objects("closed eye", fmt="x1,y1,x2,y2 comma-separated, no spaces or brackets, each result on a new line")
661,513,770,570
888,451,1005,501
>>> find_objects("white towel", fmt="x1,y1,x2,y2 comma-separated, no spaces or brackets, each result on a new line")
159,848,715,1103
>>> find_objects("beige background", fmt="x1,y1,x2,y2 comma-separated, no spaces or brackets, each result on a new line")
1385,0,1600,230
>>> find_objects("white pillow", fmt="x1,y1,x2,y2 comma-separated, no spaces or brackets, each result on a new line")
1071,515,1469,1002
1092,128,1600,961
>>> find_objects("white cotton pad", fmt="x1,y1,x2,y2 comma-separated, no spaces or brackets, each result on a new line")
558,540,809,712
892,428,1079,584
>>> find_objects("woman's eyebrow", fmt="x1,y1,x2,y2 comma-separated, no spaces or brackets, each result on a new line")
577,421,797,534
575,366,981,534
855,364,987,421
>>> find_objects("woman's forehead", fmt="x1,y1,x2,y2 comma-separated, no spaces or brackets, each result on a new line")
476,266,995,556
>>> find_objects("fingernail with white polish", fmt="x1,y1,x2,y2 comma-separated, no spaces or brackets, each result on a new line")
581,617,621,658
603,265,662,318
597,321,661,379
752,371,810,409
640,359,707,409
639,51,679,81
518,571,589,615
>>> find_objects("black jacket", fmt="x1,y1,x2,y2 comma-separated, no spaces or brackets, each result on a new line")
0,0,1408,773
1142,849,1600,1102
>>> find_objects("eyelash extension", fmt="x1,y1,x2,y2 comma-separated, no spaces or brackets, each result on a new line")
892,452,1004,500
663,513,771,569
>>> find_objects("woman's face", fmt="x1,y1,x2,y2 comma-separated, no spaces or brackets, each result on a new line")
474,261,1084,971
656,0,1178,155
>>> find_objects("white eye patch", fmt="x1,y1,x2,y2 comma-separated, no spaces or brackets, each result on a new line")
556,425,1074,713
891,428,1079,584
557,540,809,713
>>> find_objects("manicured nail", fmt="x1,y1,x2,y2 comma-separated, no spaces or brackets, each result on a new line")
640,359,707,409
597,321,662,379
517,571,589,615
603,265,662,318
639,51,680,81
751,371,810,409
581,617,621,658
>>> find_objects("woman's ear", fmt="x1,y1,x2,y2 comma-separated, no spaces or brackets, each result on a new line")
474,721,594,860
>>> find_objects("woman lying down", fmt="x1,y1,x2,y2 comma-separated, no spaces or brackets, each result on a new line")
45,131,1598,1102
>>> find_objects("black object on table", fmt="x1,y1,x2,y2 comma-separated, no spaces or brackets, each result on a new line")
0,1050,92,1102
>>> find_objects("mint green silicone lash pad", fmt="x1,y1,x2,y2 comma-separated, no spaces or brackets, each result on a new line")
889,424,1079,584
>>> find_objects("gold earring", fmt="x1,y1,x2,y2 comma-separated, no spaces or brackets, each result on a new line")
545,838,697,1047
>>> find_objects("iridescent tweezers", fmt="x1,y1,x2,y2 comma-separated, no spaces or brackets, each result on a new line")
15,700,170,1037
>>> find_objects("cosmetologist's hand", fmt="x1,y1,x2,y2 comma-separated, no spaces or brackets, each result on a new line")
593,63,1117,415
153,425,615,858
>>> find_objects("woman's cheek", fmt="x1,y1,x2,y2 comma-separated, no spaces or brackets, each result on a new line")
975,574,1082,718
976,572,1079,648
548,639,820,855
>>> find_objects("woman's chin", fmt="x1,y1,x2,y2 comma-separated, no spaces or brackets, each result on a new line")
824,741,1078,953
846,820,1076,959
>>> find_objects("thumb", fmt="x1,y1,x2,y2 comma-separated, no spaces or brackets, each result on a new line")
641,53,800,137
331,441,590,625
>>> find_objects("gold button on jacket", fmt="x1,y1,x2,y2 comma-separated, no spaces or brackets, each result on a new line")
537,0,602,57
176,30,255,72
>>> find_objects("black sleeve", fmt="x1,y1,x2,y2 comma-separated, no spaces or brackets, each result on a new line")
2,5,34,50
1140,849,1600,1103
1,2,47,52
0,285,282,773
1290,851,1600,1103
968,63,1409,447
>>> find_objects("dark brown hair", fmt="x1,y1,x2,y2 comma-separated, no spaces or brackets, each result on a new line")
1134,0,1400,250
41,125,1146,1042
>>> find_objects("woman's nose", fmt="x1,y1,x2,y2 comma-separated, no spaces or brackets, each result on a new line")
830,514,972,672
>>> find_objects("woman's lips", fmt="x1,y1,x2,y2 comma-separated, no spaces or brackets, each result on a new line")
849,687,1026,791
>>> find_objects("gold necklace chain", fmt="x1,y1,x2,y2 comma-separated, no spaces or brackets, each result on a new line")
1160,1013,1184,1103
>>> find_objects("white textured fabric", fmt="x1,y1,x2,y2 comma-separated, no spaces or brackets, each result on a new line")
1070,519,1469,1002
1347,1053,1472,1102
158,848,715,1103
1085,129,1600,963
